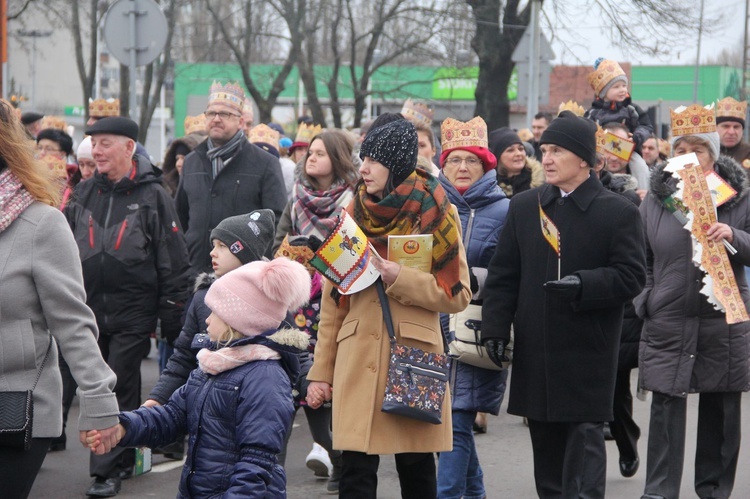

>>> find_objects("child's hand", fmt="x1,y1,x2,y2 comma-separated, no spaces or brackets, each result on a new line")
80,424,126,455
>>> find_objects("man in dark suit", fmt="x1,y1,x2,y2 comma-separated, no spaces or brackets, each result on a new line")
481,111,646,498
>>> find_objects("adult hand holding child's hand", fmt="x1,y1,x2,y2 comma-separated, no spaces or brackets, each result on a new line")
306,381,332,409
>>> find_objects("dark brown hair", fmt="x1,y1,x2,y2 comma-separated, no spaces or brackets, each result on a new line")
301,130,359,190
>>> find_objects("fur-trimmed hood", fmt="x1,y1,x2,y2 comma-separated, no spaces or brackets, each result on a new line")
193,271,217,292
649,155,749,210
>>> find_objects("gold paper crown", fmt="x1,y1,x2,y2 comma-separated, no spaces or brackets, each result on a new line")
400,98,434,128
41,115,68,131
209,81,245,112
558,100,586,117
184,114,207,135
670,104,716,137
89,98,120,118
242,98,254,118
517,128,533,142
658,138,671,158
587,60,626,96
39,154,67,178
716,97,747,122
293,123,323,146
441,116,489,150
247,124,280,150
595,125,606,154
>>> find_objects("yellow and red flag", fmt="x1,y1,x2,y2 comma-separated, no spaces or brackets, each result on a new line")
539,201,560,256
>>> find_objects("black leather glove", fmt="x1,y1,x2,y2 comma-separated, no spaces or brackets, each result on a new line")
484,339,508,369
159,300,184,344
543,274,582,300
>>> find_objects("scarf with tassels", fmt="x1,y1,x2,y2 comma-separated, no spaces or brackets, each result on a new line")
0,168,35,233
351,169,463,298
207,129,246,178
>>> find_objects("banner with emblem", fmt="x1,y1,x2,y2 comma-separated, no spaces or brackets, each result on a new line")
309,211,380,295
665,153,749,324
539,198,561,279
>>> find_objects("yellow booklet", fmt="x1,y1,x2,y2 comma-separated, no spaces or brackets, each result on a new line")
388,234,433,273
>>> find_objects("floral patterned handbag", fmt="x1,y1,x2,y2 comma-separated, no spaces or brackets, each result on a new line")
377,279,450,425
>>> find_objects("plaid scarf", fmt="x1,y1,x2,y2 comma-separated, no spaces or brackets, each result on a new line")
291,181,354,240
0,168,35,233
207,129,246,178
351,169,464,297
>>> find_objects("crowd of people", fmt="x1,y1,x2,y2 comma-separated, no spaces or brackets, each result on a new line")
1,57,750,499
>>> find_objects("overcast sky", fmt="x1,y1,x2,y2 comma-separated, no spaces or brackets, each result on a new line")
542,0,745,67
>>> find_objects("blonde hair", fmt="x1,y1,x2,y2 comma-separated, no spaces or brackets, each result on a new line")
216,325,243,347
0,100,61,206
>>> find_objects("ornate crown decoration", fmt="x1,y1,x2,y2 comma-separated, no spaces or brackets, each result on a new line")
658,138,671,158
401,98,434,128
587,59,626,96
208,81,245,112
441,116,488,150
247,124,280,150
184,114,207,135
88,98,120,118
293,123,323,146
595,125,606,154
38,154,67,178
716,97,747,122
242,98,254,118
558,100,586,117
41,115,68,131
670,104,716,137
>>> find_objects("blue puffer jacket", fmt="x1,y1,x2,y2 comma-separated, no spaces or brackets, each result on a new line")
439,170,511,414
119,333,301,498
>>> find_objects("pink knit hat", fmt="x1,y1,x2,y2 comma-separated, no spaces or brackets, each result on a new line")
204,258,311,336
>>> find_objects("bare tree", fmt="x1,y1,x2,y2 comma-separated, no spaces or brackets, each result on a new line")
468,0,723,129
205,0,302,123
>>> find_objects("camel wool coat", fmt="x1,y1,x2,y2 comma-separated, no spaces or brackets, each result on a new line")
308,219,471,454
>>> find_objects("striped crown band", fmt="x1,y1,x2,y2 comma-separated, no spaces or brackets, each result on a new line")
401,98,434,128
209,81,245,112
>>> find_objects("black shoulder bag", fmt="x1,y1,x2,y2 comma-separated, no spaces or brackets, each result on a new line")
377,279,450,425
0,334,53,450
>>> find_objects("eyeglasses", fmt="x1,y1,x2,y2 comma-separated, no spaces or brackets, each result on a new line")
37,145,62,153
445,157,482,168
204,110,240,120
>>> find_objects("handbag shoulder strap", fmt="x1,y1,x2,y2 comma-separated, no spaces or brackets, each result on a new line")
375,278,449,353
30,333,53,392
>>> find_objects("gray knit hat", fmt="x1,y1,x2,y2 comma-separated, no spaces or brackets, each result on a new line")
359,119,418,183
210,209,276,265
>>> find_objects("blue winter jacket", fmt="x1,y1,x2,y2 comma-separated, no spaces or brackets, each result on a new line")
439,170,510,414
119,334,298,498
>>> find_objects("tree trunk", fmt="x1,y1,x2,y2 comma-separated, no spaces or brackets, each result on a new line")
298,46,327,126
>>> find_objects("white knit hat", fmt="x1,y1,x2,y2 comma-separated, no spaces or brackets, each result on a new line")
77,136,93,160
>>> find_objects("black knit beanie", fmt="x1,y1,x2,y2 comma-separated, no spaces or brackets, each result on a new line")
540,111,597,167
210,209,276,265
488,127,523,159
359,119,418,183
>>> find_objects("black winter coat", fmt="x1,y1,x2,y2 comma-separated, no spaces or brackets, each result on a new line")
175,140,287,275
585,97,653,152
148,273,215,404
65,155,191,336
482,173,646,422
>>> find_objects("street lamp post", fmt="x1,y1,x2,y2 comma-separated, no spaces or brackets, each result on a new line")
18,29,52,108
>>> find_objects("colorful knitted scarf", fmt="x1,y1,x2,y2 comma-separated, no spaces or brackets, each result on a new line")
291,180,354,240
0,168,35,233
351,169,464,297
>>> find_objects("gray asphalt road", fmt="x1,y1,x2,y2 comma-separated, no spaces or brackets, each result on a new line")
30,343,750,498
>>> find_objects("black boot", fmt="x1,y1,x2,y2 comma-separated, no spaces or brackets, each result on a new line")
327,453,343,495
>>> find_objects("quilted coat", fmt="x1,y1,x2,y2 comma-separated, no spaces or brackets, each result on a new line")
439,170,510,414
634,156,750,396
119,332,301,498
